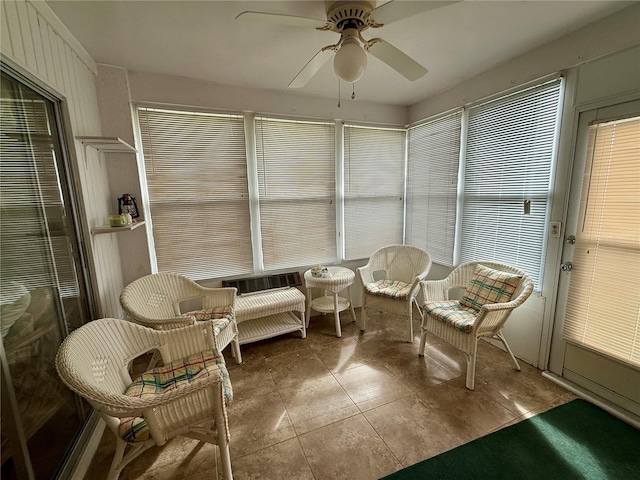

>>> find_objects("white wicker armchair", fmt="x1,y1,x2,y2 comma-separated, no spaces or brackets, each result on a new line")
120,272,241,363
55,318,234,480
419,261,534,390
357,245,432,342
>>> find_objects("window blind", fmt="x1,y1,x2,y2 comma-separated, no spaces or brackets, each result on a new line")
460,80,562,288
0,86,78,298
406,111,462,266
344,124,405,260
137,107,253,280
255,117,336,270
563,116,640,367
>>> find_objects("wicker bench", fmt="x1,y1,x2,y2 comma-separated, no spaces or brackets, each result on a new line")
234,287,306,347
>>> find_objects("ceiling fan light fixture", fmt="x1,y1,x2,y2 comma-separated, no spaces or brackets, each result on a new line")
333,38,367,83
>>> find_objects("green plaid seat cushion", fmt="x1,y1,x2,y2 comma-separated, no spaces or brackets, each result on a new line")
424,300,478,333
364,279,412,299
459,265,522,311
182,306,233,336
118,349,232,443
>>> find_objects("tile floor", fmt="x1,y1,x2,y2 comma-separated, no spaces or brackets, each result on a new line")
84,308,575,480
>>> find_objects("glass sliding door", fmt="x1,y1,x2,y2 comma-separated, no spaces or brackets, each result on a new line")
1,71,92,479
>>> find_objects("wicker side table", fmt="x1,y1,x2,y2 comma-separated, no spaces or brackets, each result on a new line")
304,266,357,338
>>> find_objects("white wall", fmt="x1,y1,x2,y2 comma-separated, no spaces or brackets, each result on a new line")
95,64,153,287
1,0,124,319
408,3,640,123
128,70,408,126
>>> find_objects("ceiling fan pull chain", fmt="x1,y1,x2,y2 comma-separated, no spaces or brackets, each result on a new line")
351,83,356,100
337,78,341,108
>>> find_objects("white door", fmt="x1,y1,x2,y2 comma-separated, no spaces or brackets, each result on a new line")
548,99,640,416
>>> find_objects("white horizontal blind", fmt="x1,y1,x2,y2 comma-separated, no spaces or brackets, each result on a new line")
255,117,336,270
137,107,253,280
0,88,78,298
563,116,640,367
344,125,405,260
460,80,562,288
406,111,462,266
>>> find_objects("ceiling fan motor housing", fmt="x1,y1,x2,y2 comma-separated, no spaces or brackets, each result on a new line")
325,1,375,31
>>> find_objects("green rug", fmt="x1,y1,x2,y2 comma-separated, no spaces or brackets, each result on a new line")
382,399,640,479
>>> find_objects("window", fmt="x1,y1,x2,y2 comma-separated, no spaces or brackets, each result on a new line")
406,111,462,266
135,79,563,281
343,124,405,260
137,107,253,280
459,80,562,287
255,117,336,270
563,116,640,367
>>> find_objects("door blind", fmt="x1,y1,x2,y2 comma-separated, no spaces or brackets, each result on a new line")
563,116,640,367
344,124,405,260
137,107,253,280
255,117,336,270
0,93,78,298
406,111,462,266
460,80,562,287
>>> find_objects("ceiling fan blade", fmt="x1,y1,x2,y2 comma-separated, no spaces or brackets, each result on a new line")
235,11,328,29
367,40,428,81
369,1,459,26
288,49,334,88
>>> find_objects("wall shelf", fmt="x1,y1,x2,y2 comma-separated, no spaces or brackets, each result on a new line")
78,136,143,236
76,136,137,153
92,221,145,235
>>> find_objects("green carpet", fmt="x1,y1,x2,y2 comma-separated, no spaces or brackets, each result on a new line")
382,399,640,480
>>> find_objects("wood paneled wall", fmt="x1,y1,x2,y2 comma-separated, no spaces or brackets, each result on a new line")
1,0,125,319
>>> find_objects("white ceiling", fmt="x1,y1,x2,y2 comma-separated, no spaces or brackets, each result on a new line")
46,0,632,106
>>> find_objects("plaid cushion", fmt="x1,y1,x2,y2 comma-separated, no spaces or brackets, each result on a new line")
459,265,522,311
364,279,412,299
118,349,232,443
182,307,233,336
425,300,478,333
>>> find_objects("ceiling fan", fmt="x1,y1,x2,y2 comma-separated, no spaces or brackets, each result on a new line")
236,1,457,88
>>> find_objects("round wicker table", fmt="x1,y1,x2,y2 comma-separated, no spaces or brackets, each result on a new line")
304,266,357,337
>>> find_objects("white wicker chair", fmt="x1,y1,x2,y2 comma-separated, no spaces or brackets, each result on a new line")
120,272,241,363
55,318,234,480
419,261,534,390
357,245,432,342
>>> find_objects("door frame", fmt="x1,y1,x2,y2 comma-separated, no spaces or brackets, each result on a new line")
546,96,640,416
0,59,98,480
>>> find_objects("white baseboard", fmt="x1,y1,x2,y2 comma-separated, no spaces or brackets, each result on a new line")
542,371,640,429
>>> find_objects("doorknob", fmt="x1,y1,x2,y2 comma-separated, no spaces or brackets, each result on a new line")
561,262,573,272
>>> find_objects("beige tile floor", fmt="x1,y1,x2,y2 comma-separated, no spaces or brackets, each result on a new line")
84,308,575,480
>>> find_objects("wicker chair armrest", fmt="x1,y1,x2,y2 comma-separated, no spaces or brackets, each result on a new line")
160,320,220,361
356,264,376,285
128,315,196,330
481,301,519,312
469,307,507,333
197,287,237,311
420,279,450,302
474,281,533,332
409,265,432,299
